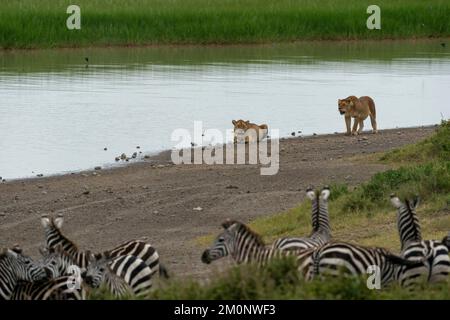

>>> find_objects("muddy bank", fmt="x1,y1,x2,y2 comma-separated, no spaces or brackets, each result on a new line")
0,126,436,278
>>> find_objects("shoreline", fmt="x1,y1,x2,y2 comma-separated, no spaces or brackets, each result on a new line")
0,125,437,184
1,37,449,54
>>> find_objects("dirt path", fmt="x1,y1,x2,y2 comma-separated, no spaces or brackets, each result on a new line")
0,126,436,278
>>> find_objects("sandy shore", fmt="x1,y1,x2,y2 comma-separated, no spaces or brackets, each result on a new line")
0,126,437,278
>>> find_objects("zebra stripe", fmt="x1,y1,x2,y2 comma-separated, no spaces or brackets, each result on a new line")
41,214,164,277
390,196,450,288
83,254,153,298
201,220,315,278
10,276,86,300
310,242,421,287
273,186,331,251
0,248,49,300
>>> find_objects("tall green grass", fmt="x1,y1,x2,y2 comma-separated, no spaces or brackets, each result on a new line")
1,0,450,49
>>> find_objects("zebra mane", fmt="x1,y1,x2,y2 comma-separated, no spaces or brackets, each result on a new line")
222,220,265,246
47,216,81,251
404,197,422,241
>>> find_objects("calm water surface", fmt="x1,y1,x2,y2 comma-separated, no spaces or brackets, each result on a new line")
1,40,450,179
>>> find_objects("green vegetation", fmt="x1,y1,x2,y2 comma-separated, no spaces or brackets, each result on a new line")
1,0,450,49
90,121,450,300
144,258,449,300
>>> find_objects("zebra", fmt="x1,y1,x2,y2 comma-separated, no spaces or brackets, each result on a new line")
10,276,87,300
41,214,167,278
390,195,450,288
82,253,153,298
0,247,49,300
201,220,316,278
273,186,331,251
309,241,423,288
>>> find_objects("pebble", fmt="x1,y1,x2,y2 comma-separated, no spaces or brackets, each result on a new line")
136,146,141,149
157,165,165,168
153,210,159,214
92,172,98,176
291,132,295,136
115,157,120,162
14,195,19,201
345,175,352,180
94,166,102,170
41,191,47,195
193,207,203,211
301,158,307,161
226,185,239,189
0,212,5,217
37,174,44,177
132,152,137,159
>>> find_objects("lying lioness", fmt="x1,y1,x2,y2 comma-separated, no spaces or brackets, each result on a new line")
338,96,377,135
232,119,268,143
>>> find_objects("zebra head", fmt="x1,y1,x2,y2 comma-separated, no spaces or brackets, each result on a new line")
201,220,265,264
82,253,110,288
1,247,49,282
39,245,77,278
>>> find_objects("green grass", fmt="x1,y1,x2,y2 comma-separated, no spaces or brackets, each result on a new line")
1,0,450,49
147,258,450,300
89,121,450,300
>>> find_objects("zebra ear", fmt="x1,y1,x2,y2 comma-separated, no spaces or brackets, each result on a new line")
221,219,235,229
389,194,402,208
41,215,51,228
53,215,64,229
232,120,237,126
306,187,315,200
411,196,420,209
320,186,330,200
12,244,22,254
6,249,18,258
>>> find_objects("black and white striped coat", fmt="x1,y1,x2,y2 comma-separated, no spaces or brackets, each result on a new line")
0,247,48,300
390,195,450,287
83,254,153,298
41,214,163,277
273,187,331,251
10,276,87,300
201,220,316,278
310,241,422,287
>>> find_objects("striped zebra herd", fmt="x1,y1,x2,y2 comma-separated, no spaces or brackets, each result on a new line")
202,187,450,290
1,214,167,300
1,187,449,299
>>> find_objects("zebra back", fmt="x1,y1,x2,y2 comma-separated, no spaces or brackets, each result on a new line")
310,242,420,287
201,220,315,277
11,276,86,300
84,254,153,298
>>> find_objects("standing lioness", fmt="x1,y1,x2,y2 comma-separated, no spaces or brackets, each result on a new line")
338,96,378,135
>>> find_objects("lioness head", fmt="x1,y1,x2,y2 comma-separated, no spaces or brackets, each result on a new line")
338,96,357,115
232,119,250,130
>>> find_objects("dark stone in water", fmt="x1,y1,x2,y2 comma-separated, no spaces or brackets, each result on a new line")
104,147,108,151
94,166,102,170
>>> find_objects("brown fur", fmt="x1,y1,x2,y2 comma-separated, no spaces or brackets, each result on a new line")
338,96,377,135
232,119,268,143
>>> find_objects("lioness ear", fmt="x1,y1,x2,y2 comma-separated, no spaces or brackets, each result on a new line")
232,120,237,125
